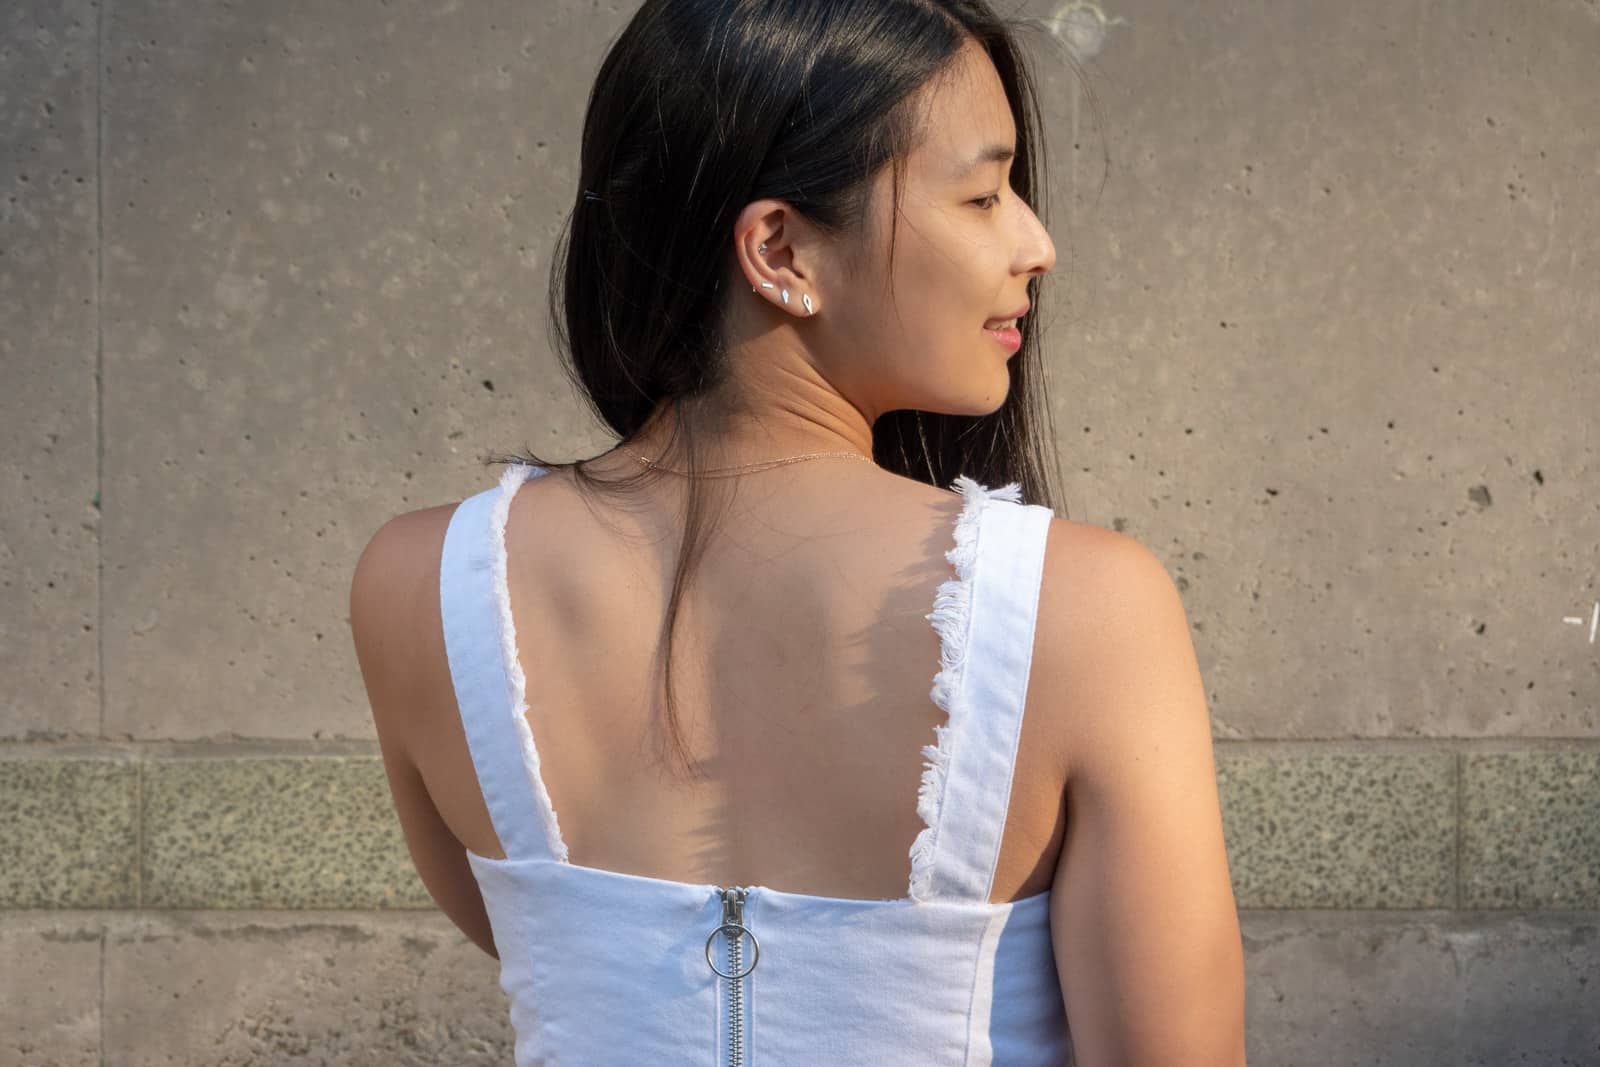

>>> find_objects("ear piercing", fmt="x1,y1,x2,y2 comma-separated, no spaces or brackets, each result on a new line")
750,285,812,315
748,242,814,315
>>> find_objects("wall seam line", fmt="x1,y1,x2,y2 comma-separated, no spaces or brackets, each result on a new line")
1454,750,1465,910
136,757,144,908
94,0,106,744
99,929,106,1067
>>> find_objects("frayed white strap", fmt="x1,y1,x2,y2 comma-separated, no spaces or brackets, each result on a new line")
489,462,570,863
907,475,1023,901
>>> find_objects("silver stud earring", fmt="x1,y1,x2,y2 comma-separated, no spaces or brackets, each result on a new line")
801,293,813,315
749,243,772,293
781,288,789,304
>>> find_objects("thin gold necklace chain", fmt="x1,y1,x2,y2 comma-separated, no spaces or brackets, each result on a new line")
616,443,875,477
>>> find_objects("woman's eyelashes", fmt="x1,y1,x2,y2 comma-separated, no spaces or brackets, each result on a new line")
971,193,1000,210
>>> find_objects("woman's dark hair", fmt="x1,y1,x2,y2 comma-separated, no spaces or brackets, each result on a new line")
489,0,1104,780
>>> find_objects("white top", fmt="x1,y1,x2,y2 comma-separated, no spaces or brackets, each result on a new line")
439,461,1073,1065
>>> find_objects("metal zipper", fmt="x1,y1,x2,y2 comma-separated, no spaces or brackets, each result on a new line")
705,886,760,1067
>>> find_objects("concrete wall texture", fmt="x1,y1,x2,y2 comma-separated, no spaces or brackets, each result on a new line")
1,0,1595,1062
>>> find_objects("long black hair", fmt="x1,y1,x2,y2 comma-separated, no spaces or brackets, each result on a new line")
489,0,1103,780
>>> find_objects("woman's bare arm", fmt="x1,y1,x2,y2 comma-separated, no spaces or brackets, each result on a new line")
1043,522,1247,1066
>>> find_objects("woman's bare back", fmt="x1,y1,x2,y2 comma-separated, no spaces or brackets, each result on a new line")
411,459,1071,903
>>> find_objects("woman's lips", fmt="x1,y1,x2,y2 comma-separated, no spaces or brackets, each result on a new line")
983,323,1022,352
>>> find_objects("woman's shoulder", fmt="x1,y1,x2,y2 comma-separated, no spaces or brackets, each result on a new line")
1037,517,1192,675
1033,516,1210,780
1041,515,1160,591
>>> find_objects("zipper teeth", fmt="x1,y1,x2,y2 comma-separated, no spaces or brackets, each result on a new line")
729,892,743,1067
728,887,744,1067
716,885,754,1067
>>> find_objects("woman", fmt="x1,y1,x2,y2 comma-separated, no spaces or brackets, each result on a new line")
350,1,1246,1063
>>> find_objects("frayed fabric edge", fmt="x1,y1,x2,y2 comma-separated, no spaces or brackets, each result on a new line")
489,461,570,864
907,475,1023,902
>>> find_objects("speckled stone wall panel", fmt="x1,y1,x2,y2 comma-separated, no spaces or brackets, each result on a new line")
0,758,139,908
0,0,102,744
1462,752,1600,909
1217,751,1457,908
1241,911,1600,1066
141,757,432,908
16,751,1566,912
101,912,512,1064
0,914,103,1065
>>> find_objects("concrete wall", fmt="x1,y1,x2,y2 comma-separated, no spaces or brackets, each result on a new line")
2,0,1595,1062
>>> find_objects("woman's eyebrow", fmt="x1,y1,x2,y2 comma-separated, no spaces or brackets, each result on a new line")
953,143,1016,178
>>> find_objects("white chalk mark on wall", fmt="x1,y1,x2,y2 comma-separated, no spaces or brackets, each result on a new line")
1044,2,1128,63
1560,601,1599,643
